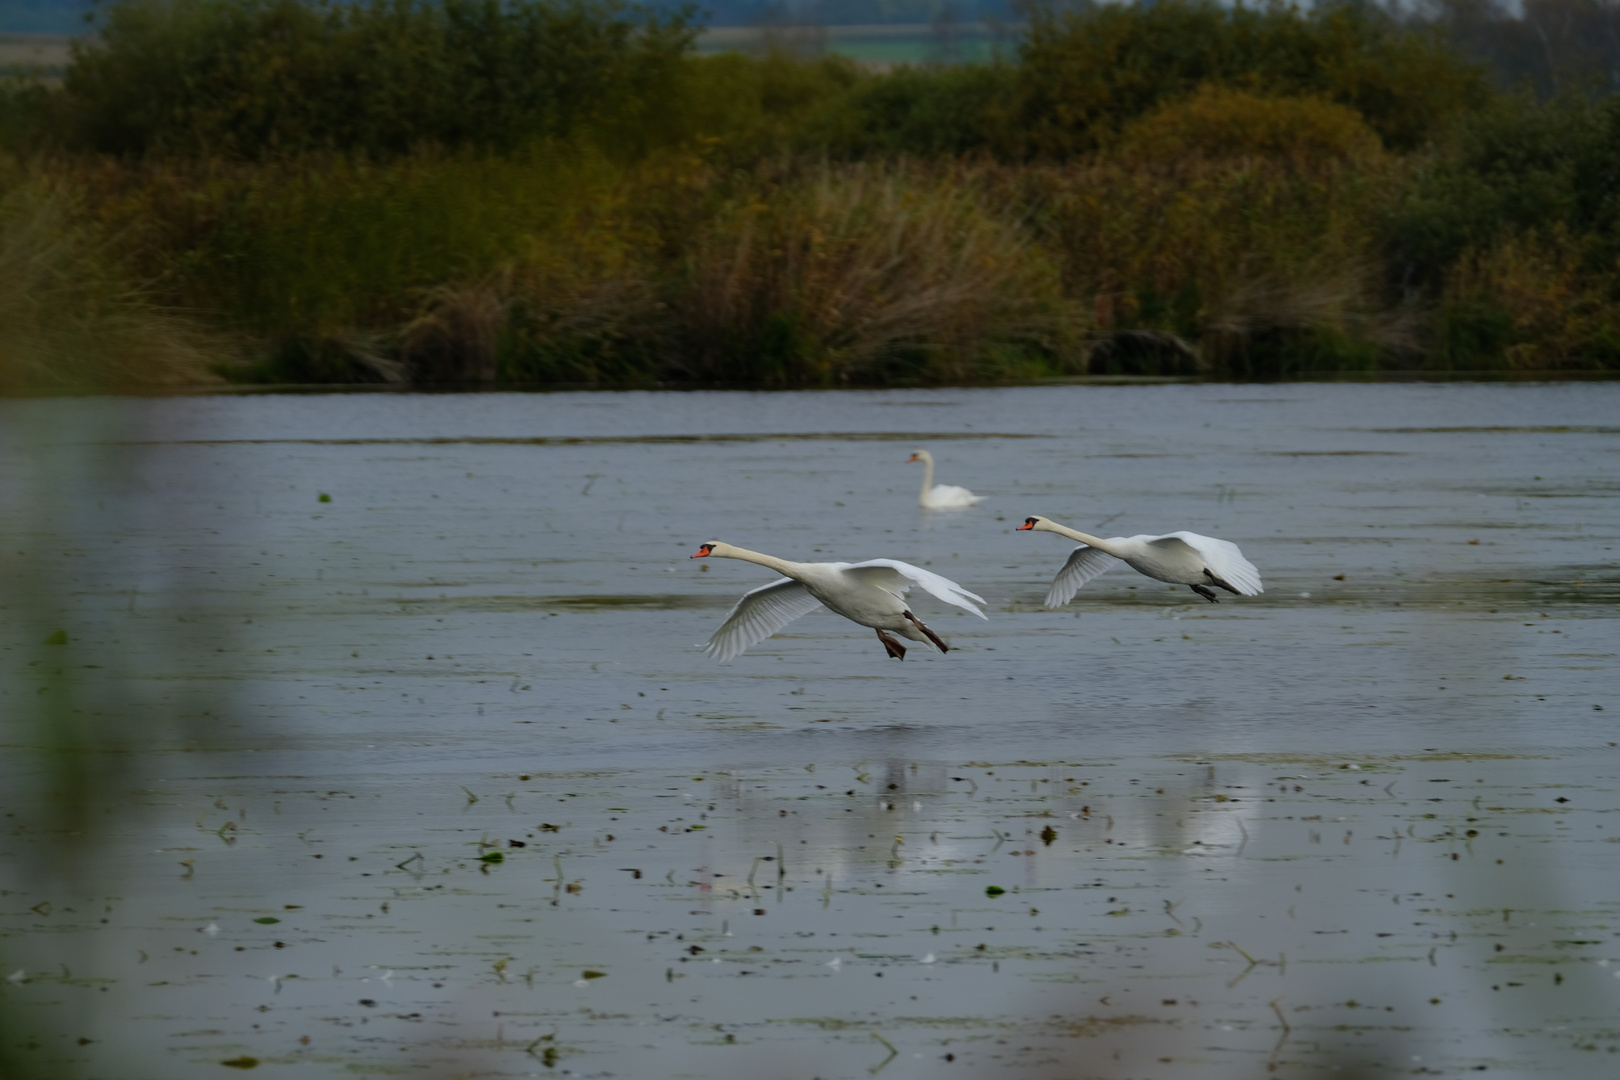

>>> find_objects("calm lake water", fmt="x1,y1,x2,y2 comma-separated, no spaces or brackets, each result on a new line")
3,382,1619,1079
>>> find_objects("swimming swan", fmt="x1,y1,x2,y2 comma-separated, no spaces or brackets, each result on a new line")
1017,515,1262,605
691,541,986,661
907,450,984,509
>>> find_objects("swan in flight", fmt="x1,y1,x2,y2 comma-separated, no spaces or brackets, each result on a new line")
1017,515,1262,605
907,450,984,509
691,541,986,661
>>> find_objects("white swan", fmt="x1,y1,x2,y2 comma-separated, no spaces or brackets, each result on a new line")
691,541,987,661
1017,515,1263,605
907,450,984,509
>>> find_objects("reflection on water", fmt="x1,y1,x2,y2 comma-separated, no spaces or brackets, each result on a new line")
2,383,1618,1078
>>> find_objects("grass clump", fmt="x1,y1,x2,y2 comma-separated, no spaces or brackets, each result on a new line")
672,162,1079,385
0,169,226,390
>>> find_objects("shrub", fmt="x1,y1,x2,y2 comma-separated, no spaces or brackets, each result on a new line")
1383,92,1620,291
1012,0,1490,158
794,62,1016,159
666,50,865,160
1437,230,1620,370
115,151,630,330
0,80,59,153
62,0,699,158
1112,86,1384,164
1010,153,1410,374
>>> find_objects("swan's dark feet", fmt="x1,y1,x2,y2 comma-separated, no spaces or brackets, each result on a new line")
876,629,907,660
1203,568,1241,595
1189,583,1221,603
903,611,949,653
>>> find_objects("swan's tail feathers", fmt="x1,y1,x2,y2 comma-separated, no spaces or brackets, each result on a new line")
1193,540,1263,596
1044,546,1122,608
921,485,984,510
701,578,823,663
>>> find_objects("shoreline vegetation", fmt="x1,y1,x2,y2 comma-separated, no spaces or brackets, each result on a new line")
2,0,1619,392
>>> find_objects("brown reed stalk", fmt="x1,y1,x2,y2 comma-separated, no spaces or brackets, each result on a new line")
677,161,1080,383
0,175,228,390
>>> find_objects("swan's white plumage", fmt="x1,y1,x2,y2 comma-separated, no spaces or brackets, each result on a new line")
694,543,986,662
923,484,983,509
841,560,989,618
1160,532,1263,596
1020,516,1263,607
909,450,984,509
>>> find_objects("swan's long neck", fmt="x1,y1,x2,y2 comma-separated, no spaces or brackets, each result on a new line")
1038,520,1123,556
917,454,935,500
709,543,801,578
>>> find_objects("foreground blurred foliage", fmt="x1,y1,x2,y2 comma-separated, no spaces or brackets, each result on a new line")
1,0,1619,387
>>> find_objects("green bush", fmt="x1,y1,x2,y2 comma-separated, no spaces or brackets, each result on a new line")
1384,93,1620,289
1012,0,1490,158
652,50,865,161
62,0,699,157
0,81,59,152
794,62,1015,159
1113,86,1385,163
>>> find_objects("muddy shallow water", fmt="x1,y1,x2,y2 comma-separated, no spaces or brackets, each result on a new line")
3,382,1619,1078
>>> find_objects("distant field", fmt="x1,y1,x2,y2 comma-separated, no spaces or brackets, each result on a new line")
0,31,71,73
0,23,1010,76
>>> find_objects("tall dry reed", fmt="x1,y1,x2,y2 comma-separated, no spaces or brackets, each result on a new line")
0,174,226,390
675,162,1081,384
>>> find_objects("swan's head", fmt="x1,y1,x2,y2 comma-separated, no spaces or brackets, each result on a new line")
691,542,717,559
906,450,932,465
1016,516,1048,532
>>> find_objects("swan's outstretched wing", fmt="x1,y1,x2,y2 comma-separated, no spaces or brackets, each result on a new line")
702,578,825,662
1044,545,1122,607
842,560,988,618
1160,532,1264,595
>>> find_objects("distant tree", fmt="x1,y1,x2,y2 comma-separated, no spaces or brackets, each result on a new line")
1009,0,1490,157
1413,0,1620,97
61,0,700,157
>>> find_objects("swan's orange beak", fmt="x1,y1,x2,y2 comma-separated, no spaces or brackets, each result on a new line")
906,453,920,463
691,544,713,558
1016,518,1037,531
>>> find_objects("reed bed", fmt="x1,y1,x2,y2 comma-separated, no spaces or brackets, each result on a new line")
0,174,228,390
